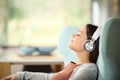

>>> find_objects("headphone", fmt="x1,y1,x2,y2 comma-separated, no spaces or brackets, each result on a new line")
84,26,101,52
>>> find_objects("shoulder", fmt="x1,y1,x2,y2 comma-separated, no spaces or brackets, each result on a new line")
76,63,97,72
69,63,98,80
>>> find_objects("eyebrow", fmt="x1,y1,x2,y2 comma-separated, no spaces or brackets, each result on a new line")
79,30,83,34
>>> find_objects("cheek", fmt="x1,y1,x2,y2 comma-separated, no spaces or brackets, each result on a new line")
77,41,84,50
75,38,87,51
69,40,85,51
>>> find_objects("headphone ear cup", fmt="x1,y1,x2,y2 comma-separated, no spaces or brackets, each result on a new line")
84,40,95,52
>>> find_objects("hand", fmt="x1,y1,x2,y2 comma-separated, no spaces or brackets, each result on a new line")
1,73,18,80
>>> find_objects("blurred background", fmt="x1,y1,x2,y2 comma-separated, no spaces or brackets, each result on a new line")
0,0,119,47
0,0,120,77
0,0,91,46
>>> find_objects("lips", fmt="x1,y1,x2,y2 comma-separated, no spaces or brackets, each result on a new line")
71,40,73,42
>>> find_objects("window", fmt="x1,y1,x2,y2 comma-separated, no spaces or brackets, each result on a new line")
7,0,91,46
92,0,100,25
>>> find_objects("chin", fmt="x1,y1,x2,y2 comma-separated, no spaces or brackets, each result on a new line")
68,44,74,50
68,42,76,50
68,42,72,48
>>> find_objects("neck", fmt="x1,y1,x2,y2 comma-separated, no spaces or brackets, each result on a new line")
76,51,91,64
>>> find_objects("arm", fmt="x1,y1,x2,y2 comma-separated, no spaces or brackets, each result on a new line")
69,63,98,80
17,72,52,80
1,72,52,80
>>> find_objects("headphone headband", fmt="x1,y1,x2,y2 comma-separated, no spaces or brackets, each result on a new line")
91,26,101,42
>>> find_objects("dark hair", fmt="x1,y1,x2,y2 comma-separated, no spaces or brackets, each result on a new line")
86,24,99,63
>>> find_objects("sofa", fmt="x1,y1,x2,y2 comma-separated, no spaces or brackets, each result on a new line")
97,18,120,80
58,17,120,80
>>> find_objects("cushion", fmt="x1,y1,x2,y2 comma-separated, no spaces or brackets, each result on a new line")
97,17,120,80
58,26,79,66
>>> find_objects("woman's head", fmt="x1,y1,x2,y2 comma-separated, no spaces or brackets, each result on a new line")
86,24,99,63
69,24,99,63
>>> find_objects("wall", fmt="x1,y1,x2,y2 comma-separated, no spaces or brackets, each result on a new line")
95,0,120,25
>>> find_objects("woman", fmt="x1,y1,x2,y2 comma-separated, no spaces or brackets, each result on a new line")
1,24,99,80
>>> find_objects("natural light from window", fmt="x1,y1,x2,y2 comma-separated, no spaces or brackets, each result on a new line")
8,0,91,46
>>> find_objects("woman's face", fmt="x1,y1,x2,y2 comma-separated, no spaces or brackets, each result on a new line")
68,26,87,52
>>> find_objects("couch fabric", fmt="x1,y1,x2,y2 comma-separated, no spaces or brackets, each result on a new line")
97,18,120,80
58,26,79,66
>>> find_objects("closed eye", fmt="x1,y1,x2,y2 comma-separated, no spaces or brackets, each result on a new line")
76,34,81,36
79,30,83,34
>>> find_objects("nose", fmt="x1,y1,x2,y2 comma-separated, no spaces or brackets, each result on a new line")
72,34,76,38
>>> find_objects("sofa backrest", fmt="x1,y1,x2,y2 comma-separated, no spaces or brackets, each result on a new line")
97,18,120,80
